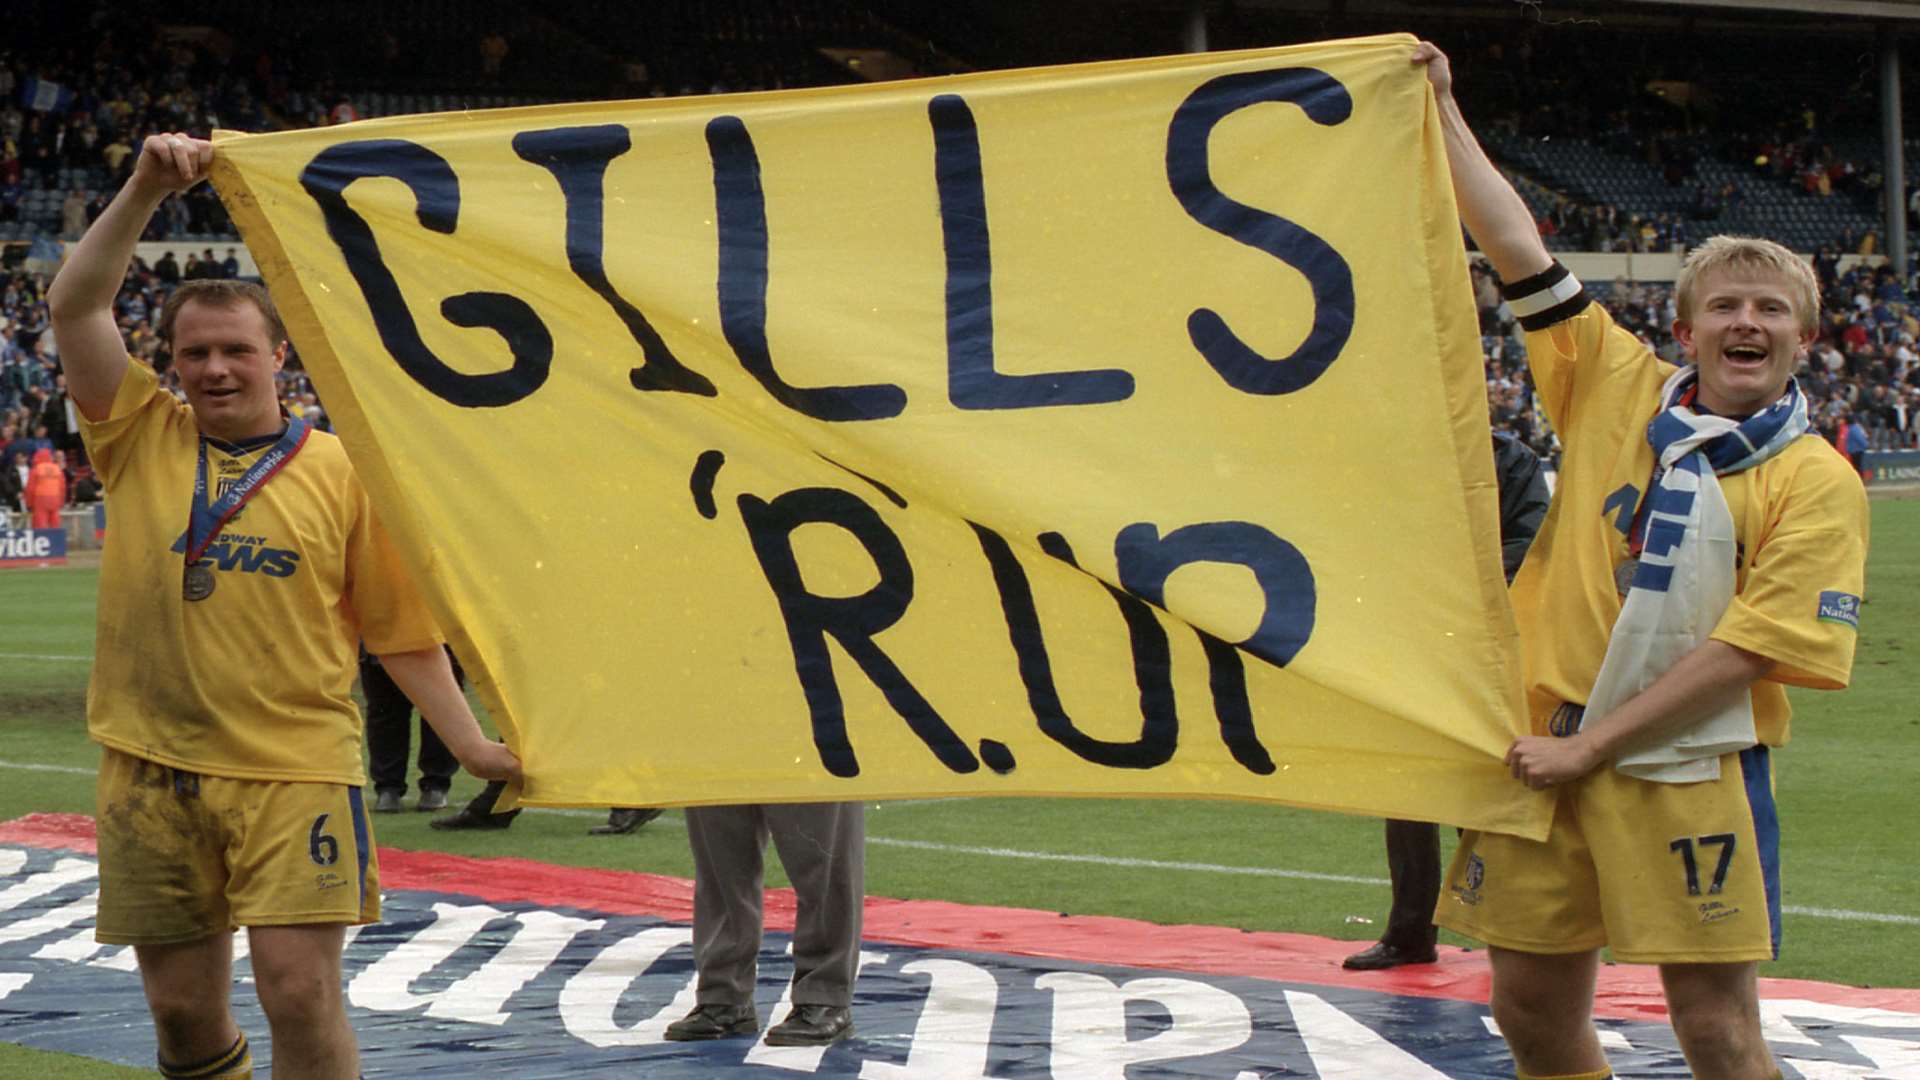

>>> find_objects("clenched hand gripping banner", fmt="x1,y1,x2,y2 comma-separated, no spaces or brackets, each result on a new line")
212,33,1552,837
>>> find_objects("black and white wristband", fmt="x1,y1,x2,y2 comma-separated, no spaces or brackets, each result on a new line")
1500,262,1589,332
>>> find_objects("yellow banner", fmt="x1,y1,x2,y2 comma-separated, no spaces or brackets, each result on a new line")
213,33,1551,838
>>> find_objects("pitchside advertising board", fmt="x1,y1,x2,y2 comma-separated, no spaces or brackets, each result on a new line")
0,526,66,568
1865,449,1920,487
3,818,1918,1078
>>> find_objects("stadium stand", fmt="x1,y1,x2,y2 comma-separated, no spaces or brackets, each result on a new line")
3,0,1918,532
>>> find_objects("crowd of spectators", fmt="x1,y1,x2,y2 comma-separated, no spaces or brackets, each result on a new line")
1508,171,1702,256
0,17,261,240
1737,126,1882,212
3,2,1918,530
2,265,83,517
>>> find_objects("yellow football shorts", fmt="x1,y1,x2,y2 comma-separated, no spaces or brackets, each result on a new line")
1436,745,1781,965
95,747,381,945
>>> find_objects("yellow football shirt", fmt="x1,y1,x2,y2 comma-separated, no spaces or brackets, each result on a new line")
1506,266,1867,746
80,361,442,783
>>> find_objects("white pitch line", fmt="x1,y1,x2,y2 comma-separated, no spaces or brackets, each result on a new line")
0,760,91,776
864,839,1920,926
866,835,1388,886
0,759,1912,927
1782,904,1920,926
0,653,90,663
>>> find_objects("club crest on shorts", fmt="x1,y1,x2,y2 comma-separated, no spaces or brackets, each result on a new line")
1450,854,1486,907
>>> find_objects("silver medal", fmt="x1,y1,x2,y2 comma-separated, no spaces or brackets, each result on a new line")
1614,557,1640,597
183,564,216,602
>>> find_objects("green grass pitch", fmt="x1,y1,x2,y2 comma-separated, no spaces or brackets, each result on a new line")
1,499,1915,1077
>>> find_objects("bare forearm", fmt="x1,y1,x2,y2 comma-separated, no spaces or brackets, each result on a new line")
1506,639,1772,788
50,133,209,418
375,646,523,783
375,647,489,759
1578,639,1772,761
1432,91,1552,283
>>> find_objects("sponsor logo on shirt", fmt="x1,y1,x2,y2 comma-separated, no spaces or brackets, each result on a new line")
1816,591,1861,629
170,529,302,580
199,537,301,578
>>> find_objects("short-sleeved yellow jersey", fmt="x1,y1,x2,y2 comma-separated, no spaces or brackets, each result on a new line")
80,360,442,784
1506,265,1867,746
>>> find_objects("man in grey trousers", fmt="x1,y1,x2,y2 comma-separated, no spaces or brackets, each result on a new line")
664,802,865,1046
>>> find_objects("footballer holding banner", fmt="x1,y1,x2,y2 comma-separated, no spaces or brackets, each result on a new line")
1415,42,1868,1080
49,132,520,1079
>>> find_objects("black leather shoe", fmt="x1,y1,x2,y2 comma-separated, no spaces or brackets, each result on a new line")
589,807,663,836
1342,941,1439,970
663,1002,758,1041
765,1004,853,1046
429,804,518,831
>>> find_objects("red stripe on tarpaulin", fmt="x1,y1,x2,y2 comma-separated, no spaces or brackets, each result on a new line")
7,812,1917,1021
0,813,99,852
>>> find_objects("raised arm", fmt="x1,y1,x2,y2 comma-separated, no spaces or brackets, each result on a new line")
47,132,211,421
1412,43,1553,284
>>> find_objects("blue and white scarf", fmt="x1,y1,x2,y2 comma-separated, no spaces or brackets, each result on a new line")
1582,367,1809,783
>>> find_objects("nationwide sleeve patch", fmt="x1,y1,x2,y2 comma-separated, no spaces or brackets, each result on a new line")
1817,591,1862,629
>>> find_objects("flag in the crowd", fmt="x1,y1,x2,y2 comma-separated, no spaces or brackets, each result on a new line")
19,76,73,113
210,33,1552,838
23,236,63,274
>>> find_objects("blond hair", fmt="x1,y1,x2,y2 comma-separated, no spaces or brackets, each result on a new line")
1675,235,1820,333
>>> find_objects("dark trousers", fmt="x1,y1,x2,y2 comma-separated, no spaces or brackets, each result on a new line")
685,802,864,1009
1381,818,1441,951
362,654,461,797
462,778,517,822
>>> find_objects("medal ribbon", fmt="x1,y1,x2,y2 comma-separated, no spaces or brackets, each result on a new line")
175,415,312,565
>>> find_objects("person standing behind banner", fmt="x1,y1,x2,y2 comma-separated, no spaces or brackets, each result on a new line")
0,449,25,517
49,131,520,1080
429,771,661,836
1344,430,1549,971
362,645,462,814
1416,43,1866,1080
663,802,865,1047
24,445,65,528
1841,409,1870,477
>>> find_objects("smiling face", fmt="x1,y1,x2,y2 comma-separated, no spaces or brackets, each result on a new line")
170,298,287,442
1673,267,1813,416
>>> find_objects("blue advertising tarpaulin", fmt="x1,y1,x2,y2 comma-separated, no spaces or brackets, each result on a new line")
4,815,1919,1078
